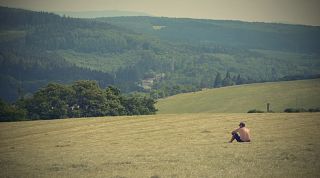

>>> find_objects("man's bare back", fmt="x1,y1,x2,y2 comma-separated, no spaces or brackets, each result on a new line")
229,122,251,143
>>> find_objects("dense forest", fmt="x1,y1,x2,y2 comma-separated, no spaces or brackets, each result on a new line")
102,16,320,54
0,6,320,103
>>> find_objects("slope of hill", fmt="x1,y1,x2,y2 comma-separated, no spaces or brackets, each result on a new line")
101,16,320,54
156,79,320,113
0,6,159,101
0,113,319,177
1,6,320,102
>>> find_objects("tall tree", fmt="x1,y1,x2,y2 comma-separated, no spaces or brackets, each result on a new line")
222,71,235,87
214,72,222,88
0,99,27,122
22,83,73,119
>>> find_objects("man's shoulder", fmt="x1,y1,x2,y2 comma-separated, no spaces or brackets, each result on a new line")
240,127,249,131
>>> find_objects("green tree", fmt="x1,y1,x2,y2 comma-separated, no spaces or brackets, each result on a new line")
222,71,235,87
214,72,222,88
27,83,73,119
71,81,126,117
121,94,157,115
72,80,108,117
105,86,125,116
0,99,27,122
235,74,246,85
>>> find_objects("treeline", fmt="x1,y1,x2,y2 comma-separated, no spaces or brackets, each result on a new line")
279,74,320,81
149,71,252,99
213,72,248,88
0,80,157,121
0,6,61,28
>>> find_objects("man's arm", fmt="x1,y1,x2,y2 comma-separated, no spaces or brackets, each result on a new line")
231,128,240,134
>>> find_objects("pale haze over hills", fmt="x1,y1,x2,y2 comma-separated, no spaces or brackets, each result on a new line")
0,0,319,26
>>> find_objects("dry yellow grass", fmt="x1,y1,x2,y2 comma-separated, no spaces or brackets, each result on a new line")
1,113,320,177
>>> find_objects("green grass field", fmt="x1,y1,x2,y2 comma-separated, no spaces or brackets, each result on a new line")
156,79,320,114
1,113,320,178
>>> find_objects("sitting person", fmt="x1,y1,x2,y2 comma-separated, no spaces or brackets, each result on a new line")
229,122,251,143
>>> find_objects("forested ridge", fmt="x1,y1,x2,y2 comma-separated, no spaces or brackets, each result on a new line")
102,16,320,54
1,6,320,103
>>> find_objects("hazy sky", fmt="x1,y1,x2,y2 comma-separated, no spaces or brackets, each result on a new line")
1,0,320,26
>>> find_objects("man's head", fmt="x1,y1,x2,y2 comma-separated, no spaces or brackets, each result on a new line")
239,122,245,128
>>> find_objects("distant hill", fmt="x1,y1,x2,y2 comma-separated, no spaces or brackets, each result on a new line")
55,10,151,18
156,79,320,113
0,6,319,102
100,16,320,54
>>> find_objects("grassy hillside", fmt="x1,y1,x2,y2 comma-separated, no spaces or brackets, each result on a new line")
0,113,319,177
156,79,320,113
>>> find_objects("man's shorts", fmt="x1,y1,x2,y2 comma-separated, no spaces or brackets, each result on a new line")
232,133,243,142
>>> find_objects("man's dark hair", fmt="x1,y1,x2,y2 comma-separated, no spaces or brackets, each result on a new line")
239,122,245,127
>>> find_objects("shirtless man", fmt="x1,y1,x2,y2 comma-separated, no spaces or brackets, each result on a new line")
229,122,251,143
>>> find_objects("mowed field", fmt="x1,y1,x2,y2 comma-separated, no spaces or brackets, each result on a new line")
1,113,320,178
156,79,320,114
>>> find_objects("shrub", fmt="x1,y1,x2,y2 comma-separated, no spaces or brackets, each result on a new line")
308,108,320,112
247,109,264,113
0,99,27,122
284,108,307,113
